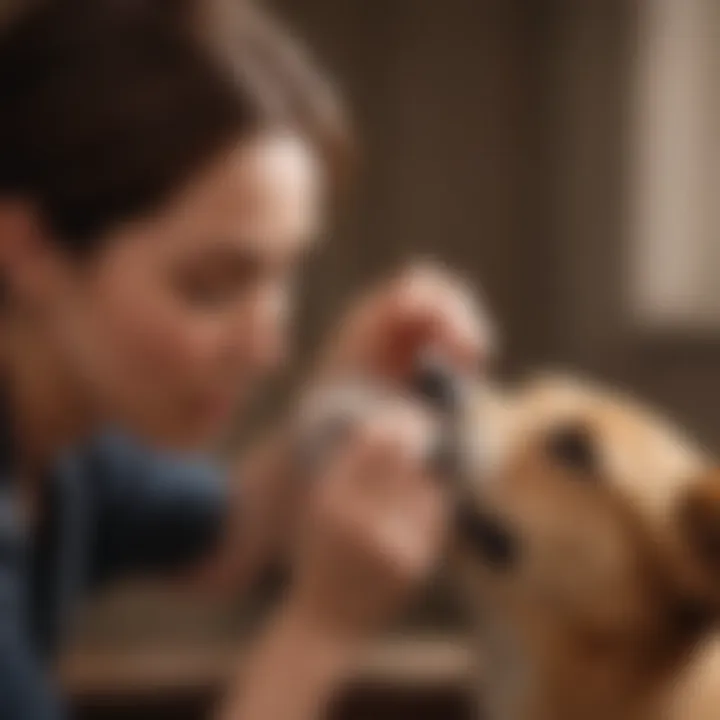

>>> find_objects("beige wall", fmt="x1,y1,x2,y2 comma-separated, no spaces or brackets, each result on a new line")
276,0,720,449
275,0,555,372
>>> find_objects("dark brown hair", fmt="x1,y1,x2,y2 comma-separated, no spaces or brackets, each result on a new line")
0,0,349,250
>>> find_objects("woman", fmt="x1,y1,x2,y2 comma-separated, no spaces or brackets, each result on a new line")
0,1,486,718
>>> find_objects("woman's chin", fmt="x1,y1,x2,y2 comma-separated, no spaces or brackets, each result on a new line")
179,409,239,449
143,422,225,452
122,406,235,451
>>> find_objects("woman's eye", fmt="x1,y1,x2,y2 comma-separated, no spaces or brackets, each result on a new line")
172,252,264,309
546,424,597,475
175,274,244,309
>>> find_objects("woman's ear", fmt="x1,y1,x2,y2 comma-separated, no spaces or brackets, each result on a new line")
0,200,40,276
677,469,720,606
0,199,64,307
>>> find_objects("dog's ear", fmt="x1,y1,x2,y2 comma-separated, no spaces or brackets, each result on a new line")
677,469,720,605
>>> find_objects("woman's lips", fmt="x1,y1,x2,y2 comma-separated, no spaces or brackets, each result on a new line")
191,391,238,426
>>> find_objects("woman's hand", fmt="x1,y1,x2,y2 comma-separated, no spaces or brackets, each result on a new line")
219,401,447,720
287,399,448,641
316,263,495,383
220,270,478,720
196,264,489,599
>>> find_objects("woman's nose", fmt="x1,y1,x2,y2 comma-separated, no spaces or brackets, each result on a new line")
226,288,290,374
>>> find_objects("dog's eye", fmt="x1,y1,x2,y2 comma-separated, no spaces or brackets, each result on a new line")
546,424,597,474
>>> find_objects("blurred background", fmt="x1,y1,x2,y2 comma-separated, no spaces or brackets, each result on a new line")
61,0,720,717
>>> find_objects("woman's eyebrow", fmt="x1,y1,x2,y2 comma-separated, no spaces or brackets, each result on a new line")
188,243,267,272
186,231,314,272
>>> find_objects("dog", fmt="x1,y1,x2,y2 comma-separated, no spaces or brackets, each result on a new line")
454,373,720,720
298,359,720,720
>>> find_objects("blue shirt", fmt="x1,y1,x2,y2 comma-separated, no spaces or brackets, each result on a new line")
0,430,228,718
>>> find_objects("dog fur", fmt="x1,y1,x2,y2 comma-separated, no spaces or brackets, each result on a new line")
456,374,720,720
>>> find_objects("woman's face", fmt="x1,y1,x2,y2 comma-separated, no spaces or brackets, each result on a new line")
26,133,325,447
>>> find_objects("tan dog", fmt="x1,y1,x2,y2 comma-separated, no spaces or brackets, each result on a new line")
455,375,720,720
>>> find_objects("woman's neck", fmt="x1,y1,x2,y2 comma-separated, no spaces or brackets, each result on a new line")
1,313,96,477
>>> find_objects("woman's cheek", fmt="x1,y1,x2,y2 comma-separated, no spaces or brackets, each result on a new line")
108,309,235,439
241,282,293,372
93,288,214,398
136,305,229,387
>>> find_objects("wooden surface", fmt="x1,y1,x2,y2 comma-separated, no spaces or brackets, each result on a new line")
61,635,475,702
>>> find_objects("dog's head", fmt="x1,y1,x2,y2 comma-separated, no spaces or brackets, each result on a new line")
456,374,720,667
298,366,720,655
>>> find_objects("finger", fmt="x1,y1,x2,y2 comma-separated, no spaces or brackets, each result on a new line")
396,491,449,578
313,417,406,517
357,403,438,496
422,290,493,369
415,477,451,554
346,426,416,504
373,488,446,581
389,267,496,372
